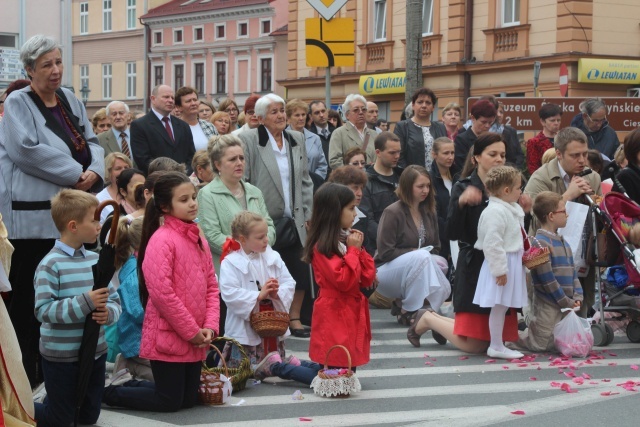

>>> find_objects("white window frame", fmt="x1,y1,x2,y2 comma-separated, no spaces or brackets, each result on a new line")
173,62,186,89
80,2,89,35
256,54,274,93
502,0,520,27
259,18,272,36
214,60,227,94
127,0,137,30
234,56,251,94
126,62,137,99
173,28,184,45
103,0,112,32
193,62,206,95
153,64,164,87
80,65,89,93
215,23,226,41
193,25,204,43
422,0,434,36
373,0,387,42
102,63,112,100
237,20,249,39
152,30,163,46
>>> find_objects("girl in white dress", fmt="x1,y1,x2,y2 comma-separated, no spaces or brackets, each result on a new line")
473,166,527,359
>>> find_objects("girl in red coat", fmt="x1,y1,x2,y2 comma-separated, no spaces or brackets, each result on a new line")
303,183,376,369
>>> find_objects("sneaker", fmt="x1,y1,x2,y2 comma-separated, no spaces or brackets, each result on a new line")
105,368,133,387
32,382,47,403
487,346,524,360
283,355,301,367
253,351,282,381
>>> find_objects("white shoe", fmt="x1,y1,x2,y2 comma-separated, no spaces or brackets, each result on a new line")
113,353,126,375
32,382,47,403
487,347,524,360
105,368,133,387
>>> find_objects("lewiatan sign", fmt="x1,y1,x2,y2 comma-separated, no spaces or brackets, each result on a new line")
578,58,640,85
359,72,406,95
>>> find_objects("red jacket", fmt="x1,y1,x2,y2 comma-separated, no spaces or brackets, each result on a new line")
526,131,553,175
309,245,376,368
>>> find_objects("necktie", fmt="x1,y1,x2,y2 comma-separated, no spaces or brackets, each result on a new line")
162,116,174,142
322,128,329,139
120,132,131,158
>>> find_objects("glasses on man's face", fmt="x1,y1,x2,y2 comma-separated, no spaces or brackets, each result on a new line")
350,161,366,166
551,209,567,215
351,108,367,114
225,108,238,113
587,114,607,124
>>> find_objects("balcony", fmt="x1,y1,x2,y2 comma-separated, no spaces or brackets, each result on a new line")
483,24,531,61
357,41,394,72
400,34,442,68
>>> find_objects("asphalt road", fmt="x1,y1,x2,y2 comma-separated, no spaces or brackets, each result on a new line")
99,307,640,426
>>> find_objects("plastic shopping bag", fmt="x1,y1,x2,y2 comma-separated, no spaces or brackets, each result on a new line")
553,309,594,357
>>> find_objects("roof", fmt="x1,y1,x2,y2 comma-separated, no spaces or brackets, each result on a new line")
270,24,288,36
142,0,271,19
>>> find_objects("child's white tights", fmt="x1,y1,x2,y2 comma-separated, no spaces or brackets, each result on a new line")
488,304,509,352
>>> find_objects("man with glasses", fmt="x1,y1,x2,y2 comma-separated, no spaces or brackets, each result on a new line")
570,97,619,159
328,94,378,169
525,127,602,318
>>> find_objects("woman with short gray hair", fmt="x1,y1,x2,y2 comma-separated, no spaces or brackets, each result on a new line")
570,97,619,159
0,34,105,388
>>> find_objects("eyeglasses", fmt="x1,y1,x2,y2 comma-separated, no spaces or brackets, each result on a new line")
551,209,567,215
587,114,607,124
350,161,366,166
246,110,255,116
351,108,367,114
225,108,239,113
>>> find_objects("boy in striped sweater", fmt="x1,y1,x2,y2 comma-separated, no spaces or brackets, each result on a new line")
33,189,121,427
513,191,583,352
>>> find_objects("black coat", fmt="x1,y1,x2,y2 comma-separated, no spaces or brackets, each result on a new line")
453,128,477,172
613,164,640,205
394,119,447,168
445,169,491,315
308,123,335,179
502,125,525,170
431,161,459,262
130,111,196,175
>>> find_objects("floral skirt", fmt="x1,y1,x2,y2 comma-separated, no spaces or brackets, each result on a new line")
221,340,286,369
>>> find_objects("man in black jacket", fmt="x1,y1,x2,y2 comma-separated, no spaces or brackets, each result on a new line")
360,132,402,254
307,100,335,174
131,84,196,175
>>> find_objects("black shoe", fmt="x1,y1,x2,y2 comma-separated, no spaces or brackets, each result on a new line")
290,328,310,338
432,330,447,345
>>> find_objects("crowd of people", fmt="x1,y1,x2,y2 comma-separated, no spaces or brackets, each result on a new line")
0,34,638,426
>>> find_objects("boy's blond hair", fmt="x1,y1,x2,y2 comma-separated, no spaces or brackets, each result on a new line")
50,189,99,232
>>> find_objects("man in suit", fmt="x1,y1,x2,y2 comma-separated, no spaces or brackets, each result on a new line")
328,94,378,170
98,100,137,167
308,101,335,167
366,101,383,134
130,84,196,175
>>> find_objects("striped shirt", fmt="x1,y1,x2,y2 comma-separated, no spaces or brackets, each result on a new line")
530,230,584,308
34,240,121,362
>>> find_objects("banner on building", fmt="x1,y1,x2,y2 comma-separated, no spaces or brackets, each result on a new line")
359,72,406,96
578,59,640,85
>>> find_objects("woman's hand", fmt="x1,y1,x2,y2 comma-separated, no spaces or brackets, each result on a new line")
458,186,483,207
496,274,507,286
518,193,532,213
75,170,99,191
346,229,364,249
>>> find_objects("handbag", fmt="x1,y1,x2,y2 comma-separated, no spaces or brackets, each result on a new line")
272,137,299,251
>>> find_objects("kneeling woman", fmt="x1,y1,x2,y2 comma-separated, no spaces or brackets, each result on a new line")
375,165,451,325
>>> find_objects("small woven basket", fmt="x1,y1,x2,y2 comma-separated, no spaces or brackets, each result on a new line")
205,337,253,392
199,345,232,405
310,345,361,398
522,236,550,269
250,310,290,337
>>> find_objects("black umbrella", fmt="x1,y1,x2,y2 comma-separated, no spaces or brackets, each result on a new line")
75,200,120,427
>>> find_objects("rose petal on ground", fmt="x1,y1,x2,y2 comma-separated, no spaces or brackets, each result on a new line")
601,391,620,396
564,372,576,378
529,377,537,381
560,383,578,393
485,359,496,363
510,410,526,415
537,366,542,370
299,418,313,422
424,362,433,366
608,362,618,366
502,365,510,370
589,381,599,385
631,365,639,371
602,379,611,382
572,377,584,385
608,352,617,357
459,356,469,360
550,381,562,388
582,373,592,379
518,363,528,368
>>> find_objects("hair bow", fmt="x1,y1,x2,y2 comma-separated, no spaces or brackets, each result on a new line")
220,237,241,262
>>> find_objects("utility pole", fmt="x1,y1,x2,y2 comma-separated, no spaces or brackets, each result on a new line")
405,0,424,106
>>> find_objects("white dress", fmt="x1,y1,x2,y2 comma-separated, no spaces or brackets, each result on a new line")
472,197,527,308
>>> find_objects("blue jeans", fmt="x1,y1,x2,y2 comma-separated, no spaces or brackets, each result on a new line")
102,360,200,412
34,354,106,427
270,360,322,385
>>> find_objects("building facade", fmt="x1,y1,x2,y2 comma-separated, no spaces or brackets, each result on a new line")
141,0,288,110
283,0,640,136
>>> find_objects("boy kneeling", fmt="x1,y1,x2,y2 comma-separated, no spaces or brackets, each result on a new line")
515,191,583,352
34,190,121,426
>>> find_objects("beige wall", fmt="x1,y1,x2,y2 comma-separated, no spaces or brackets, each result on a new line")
592,0,640,56
528,0,556,57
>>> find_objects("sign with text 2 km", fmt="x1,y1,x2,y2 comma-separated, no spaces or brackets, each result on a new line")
306,0,348,21
305,18,355,67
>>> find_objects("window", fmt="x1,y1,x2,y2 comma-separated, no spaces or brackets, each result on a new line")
174,29,183,44
422,0,434,35
194,63,204,95
126,62,136,99
153,31,162,45
260,58,272,92
103,0,112,32
80,65,89,93
502,0,520,26
127,0,136,30
174,64,184,88
238,21,248,38
260,19,271,36
154,65,164,87
0,34,18,48
102,63,112,99
215,61,226,94
193,26,203,42
215,24,225,40
80,2,88,35
373,0,386,41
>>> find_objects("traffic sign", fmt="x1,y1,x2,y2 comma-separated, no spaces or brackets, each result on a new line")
559,63,569,97
306,0,348,21
305,18,355,67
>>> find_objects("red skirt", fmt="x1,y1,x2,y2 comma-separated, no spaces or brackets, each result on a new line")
453,311,519,342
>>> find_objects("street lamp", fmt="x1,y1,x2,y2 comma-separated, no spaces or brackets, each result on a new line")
79,84,91,106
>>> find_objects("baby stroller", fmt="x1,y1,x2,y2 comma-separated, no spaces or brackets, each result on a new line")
589,192,640,345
